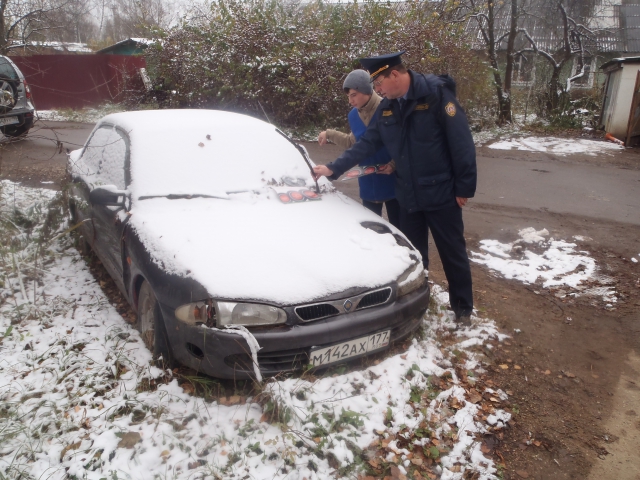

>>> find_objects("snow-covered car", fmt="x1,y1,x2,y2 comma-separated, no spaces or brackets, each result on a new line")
67,110,429,379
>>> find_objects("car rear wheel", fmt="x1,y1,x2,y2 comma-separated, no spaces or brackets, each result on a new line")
1,123,30,137
0,79,17,113
137,280,174,369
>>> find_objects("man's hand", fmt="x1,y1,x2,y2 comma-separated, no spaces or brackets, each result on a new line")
318,131,328,145
456,197,468,208
313,165,333,180
377,162,395,175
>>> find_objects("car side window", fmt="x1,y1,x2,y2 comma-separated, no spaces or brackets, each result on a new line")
78,125,128,190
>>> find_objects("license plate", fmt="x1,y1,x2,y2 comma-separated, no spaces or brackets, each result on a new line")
0,116,18,126
309,330,390,367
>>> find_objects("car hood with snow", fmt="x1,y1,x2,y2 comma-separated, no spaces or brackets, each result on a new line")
130,191,418,305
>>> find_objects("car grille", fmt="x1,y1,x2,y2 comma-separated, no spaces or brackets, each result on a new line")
295,304,340,321
356,287,392,310
294,287,393,322
225,348,309,372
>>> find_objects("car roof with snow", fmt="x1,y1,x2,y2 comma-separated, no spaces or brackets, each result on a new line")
84,109,320,197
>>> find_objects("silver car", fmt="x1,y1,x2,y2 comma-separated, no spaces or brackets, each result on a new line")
0,56,35,137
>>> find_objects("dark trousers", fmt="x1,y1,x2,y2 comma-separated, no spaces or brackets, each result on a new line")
362,198,401,229
400,204,473,316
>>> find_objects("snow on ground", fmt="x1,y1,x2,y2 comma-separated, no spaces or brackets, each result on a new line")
470,227,617,305
37,105,126,124
0,180,512,480
488,136,623,155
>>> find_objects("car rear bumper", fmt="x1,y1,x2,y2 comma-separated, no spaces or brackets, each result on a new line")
159,282,430,380
1,108,34,128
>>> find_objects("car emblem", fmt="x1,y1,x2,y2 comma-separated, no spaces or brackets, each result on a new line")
343,299,353,311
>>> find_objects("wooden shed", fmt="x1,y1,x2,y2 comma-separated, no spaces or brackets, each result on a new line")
600,57,640,145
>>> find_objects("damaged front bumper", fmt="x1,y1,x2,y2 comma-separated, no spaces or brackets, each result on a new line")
159,282,430,380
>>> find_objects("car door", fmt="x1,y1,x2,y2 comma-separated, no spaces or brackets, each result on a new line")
79,124,131,293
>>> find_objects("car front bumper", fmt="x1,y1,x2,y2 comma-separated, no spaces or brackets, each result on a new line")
159,282,430,379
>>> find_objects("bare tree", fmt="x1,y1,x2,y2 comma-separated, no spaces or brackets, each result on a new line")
0,0,73,53
103,0,172,41
517,1,595,113
468,0,521,124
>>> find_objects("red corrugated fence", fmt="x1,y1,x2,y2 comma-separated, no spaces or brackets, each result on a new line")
10,55,147,110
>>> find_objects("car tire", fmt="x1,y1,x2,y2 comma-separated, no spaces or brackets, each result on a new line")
137,280,175,370
1,123,30,137
0,79,17,114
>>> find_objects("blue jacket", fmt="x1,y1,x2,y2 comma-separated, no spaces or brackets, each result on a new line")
327,71,477,212
348,107,395,202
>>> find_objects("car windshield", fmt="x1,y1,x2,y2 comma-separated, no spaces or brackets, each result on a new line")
93,110,316,199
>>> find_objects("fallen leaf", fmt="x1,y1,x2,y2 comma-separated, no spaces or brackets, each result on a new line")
543,370,551,375
499,364,509,370
411,458,423,466
480,444,491,454
533,440,541,447
490,397,499,402
516,470,529,478
592,374,599,379
467,389,482,404
60,442,81,461
431,439,440,446
514,365,522,370
368,459,380,468
117,432,141,449
160,450,170,457
565,372,576,378
181,383,195,394
198,142,204,147
206,134,211,140
400,354,407,360
450,465,461,472
390,464,407,480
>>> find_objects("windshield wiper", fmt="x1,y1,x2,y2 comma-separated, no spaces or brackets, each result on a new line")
138,194,230,201
275,128,320,193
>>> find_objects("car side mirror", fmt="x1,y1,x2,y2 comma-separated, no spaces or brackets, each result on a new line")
89,185,127,206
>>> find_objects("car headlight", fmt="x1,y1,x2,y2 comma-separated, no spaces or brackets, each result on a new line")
175,300,287,327
397,261,426,298
175,300,215,326
216,301,287,327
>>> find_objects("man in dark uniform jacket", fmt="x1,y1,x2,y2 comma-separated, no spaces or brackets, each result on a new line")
313,51,477,327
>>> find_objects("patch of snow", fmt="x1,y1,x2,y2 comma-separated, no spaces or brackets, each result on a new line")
631,257,638,263
488,136,624,155
471,227,615,303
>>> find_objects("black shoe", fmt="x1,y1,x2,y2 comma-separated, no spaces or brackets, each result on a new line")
455,312,472,328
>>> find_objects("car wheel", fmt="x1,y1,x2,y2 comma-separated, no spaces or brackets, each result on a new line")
0,79,17,114
137,280,175,369
1,123,30,137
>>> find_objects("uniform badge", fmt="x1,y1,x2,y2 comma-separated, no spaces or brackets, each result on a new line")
382,110,393,116
414,103,429,111
445,102,456,117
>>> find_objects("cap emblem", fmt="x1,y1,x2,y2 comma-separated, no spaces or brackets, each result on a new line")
369,64,389,78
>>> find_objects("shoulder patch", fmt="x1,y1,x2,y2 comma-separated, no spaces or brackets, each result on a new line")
445,102,456,117
382,110,393,117
414,103,429,111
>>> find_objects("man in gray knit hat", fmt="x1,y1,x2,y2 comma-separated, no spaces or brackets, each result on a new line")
318,69,399,227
